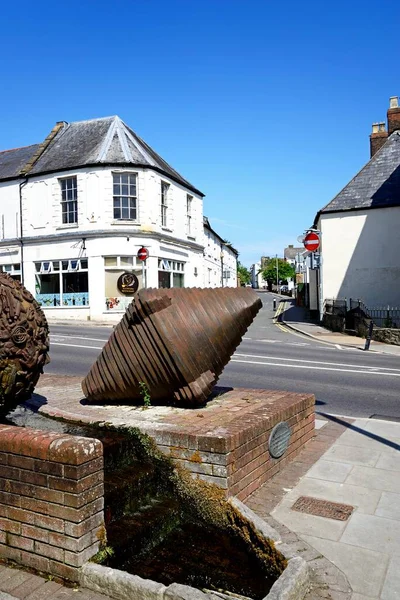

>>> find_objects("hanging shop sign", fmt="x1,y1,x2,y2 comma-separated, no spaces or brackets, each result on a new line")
117,272,139,295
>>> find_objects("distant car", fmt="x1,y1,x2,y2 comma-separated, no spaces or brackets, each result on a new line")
280,285,288,293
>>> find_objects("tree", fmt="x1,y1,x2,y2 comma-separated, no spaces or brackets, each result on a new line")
261,258,295,290
237,262,251,286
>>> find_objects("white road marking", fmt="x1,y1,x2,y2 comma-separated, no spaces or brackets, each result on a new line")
234,352,400,373
230,358,400,377
51,342,103,350
51,335,109,343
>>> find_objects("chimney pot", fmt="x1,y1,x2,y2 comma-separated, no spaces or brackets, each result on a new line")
372,123,379,133
389,96,399,109
378,122,386,132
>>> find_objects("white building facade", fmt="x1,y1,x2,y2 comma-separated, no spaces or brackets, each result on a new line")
0,116,237,321
203,217,238,288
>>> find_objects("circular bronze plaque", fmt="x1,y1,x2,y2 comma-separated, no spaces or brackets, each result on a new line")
269,422,291,458
117,272,139,295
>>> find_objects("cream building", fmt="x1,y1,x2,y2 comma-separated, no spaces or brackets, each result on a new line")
0,116,237,320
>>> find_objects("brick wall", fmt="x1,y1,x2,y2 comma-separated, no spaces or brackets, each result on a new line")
154,390,315,501
0,425,104,581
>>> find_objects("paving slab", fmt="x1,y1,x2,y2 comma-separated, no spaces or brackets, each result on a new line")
340,512,400,555
335,428,400,454
375,491,400,521
300,535,389,598
375,452,400,472
276,477,381,515
305,459,354,483
381,554,400,599
272,502,348,541
322,443,381,467
345,465,400,493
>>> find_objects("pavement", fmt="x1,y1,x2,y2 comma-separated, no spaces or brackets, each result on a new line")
278,298,400,356
1,299,400,598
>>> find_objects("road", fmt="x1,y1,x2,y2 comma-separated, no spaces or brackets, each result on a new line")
45,292,400,419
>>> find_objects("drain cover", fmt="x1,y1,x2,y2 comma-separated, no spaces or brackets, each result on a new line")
292,496,354,521
269,422,291,458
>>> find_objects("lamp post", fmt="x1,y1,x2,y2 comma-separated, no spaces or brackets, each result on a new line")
276,254,279,292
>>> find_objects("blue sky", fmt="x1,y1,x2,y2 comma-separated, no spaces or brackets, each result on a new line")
1,0,400,267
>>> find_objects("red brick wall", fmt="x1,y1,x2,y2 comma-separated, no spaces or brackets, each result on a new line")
370,131,388,157
155,390,315,501
0,425,104,581
388,107,400,135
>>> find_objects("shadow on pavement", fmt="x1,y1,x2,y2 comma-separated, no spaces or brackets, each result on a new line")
318,412,400,452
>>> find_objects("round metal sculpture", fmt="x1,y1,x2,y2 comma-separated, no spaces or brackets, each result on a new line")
268,422,291,458
0,272,50,413
82,287,262,407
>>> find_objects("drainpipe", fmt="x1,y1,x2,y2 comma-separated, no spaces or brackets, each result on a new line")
19,177,28,285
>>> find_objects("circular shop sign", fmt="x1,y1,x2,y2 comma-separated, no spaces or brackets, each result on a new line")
117,272,139,295
268,421,291,458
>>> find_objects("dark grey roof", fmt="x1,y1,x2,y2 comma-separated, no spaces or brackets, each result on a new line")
0,144,40,180
29,116,204,196
320,131,400,214
284,246,303,260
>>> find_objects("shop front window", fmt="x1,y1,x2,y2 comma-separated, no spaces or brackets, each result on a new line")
35,259,89,307
158,259,185,288
0,263,21,282
104,255,142,311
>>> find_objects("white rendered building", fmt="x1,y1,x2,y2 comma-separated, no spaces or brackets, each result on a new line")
0,116,238,320
203,217,238,288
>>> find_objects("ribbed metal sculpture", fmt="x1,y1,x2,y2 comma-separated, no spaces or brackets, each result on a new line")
0,272,50,413
82,287,262,406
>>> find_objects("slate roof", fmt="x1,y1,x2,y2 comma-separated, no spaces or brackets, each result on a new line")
0,144,40,180
284,246,303,260
28,116,204,196
320,131,400,215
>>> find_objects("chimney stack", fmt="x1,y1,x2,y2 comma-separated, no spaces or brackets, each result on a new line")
370,122,387,157
387,96,400,135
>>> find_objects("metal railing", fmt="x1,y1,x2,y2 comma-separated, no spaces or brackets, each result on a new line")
323,298,347,316
324,297,400,329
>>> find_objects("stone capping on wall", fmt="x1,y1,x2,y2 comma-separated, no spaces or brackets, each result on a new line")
0,424,104,582
80,498,309,600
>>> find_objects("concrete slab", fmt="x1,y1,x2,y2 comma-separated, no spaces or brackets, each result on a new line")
305,460,354,483
272,502,348,541
346,465,400,494
364,419,400,439
375,452,400,472
340,513,400,554
315,419,327,430
350,593,378,600
323,444,381,467
277,477,381,515
375,491,400,521
335,429,400,455
381,554,400,599
300,535,389,598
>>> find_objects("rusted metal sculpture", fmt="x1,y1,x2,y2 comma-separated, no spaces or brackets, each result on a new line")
82,287,262,406
0,272,50,413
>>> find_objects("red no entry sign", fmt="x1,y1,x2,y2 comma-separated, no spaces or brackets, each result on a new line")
303,232,320,252
137,247,149,261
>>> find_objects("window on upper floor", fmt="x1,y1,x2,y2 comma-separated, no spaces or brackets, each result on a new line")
186,194,193,236
161,182,169,227
60,177,78,224
113,173,137,220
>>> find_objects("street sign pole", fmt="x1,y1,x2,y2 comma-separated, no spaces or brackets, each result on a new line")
364,321,374,351
137,247,149,288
